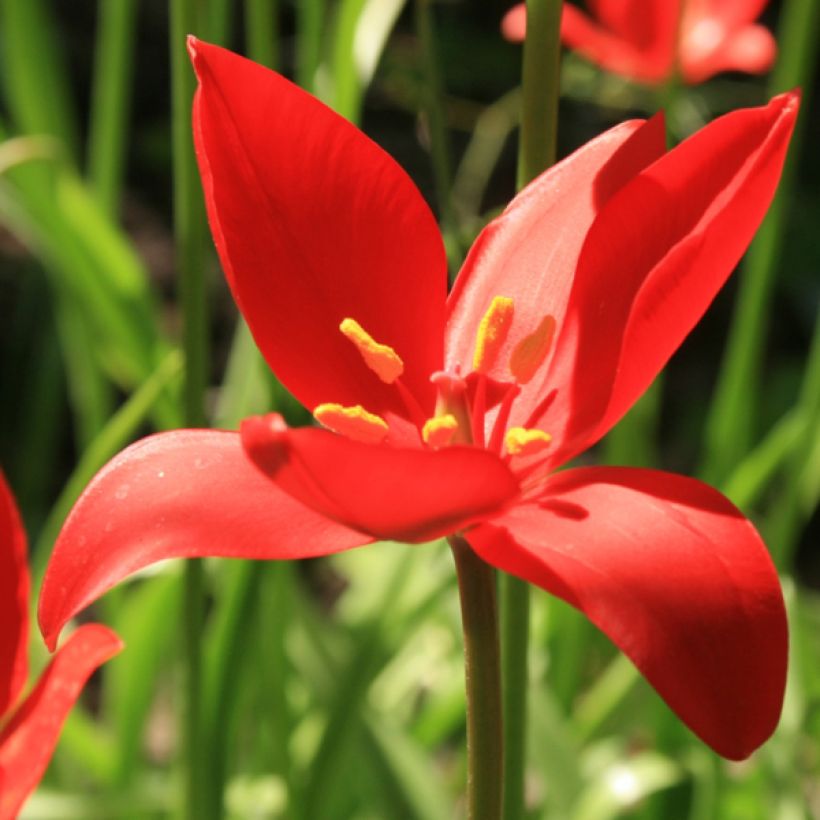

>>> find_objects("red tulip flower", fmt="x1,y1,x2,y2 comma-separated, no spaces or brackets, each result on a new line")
39,40,797,760
502,0,777,85
0,473,121,819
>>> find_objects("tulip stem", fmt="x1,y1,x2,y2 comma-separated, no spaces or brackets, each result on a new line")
449,535,503,820
87,0,138,218
517,0,562,186
414,0,461,274
171,1,209,817
505,3,562,818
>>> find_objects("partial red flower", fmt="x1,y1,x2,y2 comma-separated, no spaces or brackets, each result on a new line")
502,0,777,85
0,472,121,819
39,40,798,760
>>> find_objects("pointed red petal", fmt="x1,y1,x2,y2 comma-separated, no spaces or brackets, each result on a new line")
446,116,666,428
0,624,122,819
38,431,372,651
189,39,447,435
0,472,29,718
538,92,799,469
470,467,786,760
241,415,520,543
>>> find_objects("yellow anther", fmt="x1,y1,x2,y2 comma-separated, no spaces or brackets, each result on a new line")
340,318,404,384
473,296,515,373
314,403,389,444
422,414,459,448
505,427,552,457
509,314,556,384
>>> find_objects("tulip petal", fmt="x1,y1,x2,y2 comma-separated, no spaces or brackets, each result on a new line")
189,39,447,438
0,473,29,718
445,116,667,427
587,0,678,46
469,467,786,760
0,624,122,819
38,431,372,650
241,415,520,543
686,0,770,29
537,92,798,469
681,24,776,84
562,1,677,83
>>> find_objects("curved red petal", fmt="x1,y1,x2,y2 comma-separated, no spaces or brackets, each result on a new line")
561,2,676,83
688,0,770,29
588,0,680,48
0,472,29,718
241,415,520,543
681,24,776,84
189,39,446,435
446,116,666,428
0,624,122,819
38,431,372,651
470,467,786,759
537,92,798,469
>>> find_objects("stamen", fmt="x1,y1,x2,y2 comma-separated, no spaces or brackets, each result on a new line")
473,296,514,373
422,414,459,448
314,403,389,444
505,427,552,457
487,383,521,455
431,370,473,445
509,314,556,384
340,318,404,384
470,374,487,448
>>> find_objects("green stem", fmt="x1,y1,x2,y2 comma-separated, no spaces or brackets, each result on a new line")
87,0,138,217
414,0,460,273
767,312,820,566
498,579,528,820
203,561,267,811
449,535,503,820
245,0,279,69
296,0,324,92
171,1,209,817
503,3,561,818
516,0,561,188
701,0,820,485
207,0,234,44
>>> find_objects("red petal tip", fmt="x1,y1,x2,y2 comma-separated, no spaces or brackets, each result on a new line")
186,35,200,60
240,414,290,475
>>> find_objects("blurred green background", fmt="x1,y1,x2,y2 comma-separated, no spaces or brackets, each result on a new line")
0,0,817,817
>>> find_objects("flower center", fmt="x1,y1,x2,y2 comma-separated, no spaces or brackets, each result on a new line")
312,301,555,461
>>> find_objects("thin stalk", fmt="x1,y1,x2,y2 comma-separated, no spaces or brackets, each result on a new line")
301,554,414,819
245,0,279,69
87,0,138,217
449,535,503,820
701,0,820,484
516,0,561,186
171,1,209,818
767,312,820,565
414,0,460,273
504,3,561,818
207,0,234,44
203,561,266,811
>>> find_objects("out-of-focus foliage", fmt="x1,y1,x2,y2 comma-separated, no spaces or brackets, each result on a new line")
0,1,816,817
